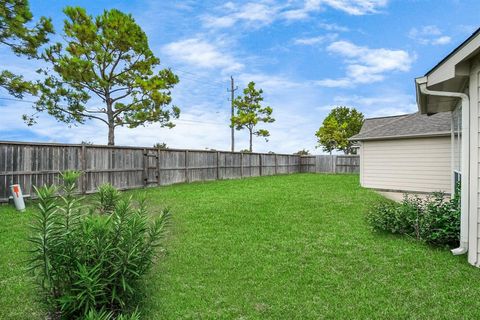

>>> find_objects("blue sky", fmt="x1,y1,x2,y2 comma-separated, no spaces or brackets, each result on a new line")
0,0,479,153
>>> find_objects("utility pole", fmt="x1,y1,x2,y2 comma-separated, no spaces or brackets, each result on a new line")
228,76,238,152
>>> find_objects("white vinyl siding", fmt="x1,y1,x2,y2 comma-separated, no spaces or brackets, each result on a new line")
361,137,451,193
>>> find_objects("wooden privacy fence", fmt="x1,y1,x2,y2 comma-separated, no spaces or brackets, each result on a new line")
0,141,359,202
301,155,360,174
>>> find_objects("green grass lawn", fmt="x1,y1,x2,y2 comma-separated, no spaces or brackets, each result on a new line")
2,174,480,319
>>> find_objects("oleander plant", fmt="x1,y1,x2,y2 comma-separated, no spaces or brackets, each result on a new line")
28,171,170,319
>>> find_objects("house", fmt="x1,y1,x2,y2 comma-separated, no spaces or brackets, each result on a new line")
350,112,453,196
415,27,480,266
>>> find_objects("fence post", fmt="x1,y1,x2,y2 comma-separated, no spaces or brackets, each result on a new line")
259,154,262,176
157,147,161,186
216,151,220,180
81,144,87,194
143,148,148,187
274,154,278,175
185,150,189,183
240,152,244,178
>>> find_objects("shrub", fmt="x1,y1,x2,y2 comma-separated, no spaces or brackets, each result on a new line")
366,195,422,237
365,200,398,233
420,192,460,246
95,183,121,214
394,195,423,238
28,173,170,319
367,191,460,247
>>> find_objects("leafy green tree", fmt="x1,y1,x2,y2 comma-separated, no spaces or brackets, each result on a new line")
316,116,340,154
315,106,364,154
231,81,274,152
0,0,53,97
154,142,168,149
27,7,179,145
294,149,310,156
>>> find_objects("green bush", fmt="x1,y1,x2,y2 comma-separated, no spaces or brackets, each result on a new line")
28,173,170,319
367,191,460,247
365,200,398,233
95,183,121,214
420,192,460,246
366,195,422,237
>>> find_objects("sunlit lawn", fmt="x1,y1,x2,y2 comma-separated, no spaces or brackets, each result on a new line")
2,174,480,319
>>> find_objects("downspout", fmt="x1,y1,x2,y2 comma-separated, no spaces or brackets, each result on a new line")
418,83,470,255
451,115,455,194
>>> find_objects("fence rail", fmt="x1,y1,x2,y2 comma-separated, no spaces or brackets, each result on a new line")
0,141,359,202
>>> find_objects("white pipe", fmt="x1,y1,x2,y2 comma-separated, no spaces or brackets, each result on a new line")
451,114,455,194
418,83,469,255
10,184,26,212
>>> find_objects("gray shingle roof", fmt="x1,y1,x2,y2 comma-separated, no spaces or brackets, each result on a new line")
350,112,451,141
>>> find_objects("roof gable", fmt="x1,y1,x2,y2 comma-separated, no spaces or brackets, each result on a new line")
350,112,451,141
426,27,480,78
416,28,480,114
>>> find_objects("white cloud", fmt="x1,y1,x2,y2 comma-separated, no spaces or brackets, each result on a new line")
332,93,418,117
202,15,237,28
320,0,388,15
283,0,387,20
408,25,452,45
294,33,338,45
431,36,452,45
318,22,350,32
236,72,302,92
202,2,279,29
314,78,351,88
204,0,389,29
282,0,322,20
316,40,414,87
367,105,417,117
162,37,243,72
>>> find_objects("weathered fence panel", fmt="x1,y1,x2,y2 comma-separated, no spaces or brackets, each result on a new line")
158,149,186,186
0,141,359,202
301,155,360,174
335,155,360,173
262,154,276,176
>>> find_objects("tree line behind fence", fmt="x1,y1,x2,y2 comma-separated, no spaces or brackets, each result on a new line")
0,141,359,202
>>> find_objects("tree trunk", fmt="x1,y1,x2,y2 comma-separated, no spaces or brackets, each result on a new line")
106,98,115,146
249,130,253,152
108,125,115,146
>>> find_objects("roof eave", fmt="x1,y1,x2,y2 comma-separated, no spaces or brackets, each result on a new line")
416,28,480,114
349,131,451,142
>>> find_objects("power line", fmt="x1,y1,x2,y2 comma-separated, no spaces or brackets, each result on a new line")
175,75,227,91
176,119,227,126
166,65,230,86
0,96,37,104
0,96,228,126
173,73,231,92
